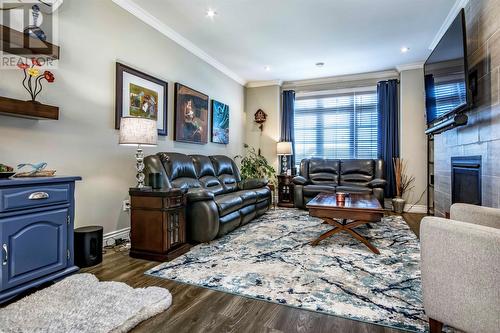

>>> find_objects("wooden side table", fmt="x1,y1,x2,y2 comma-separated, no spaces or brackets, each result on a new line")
277,175,294,208
129,188,191,261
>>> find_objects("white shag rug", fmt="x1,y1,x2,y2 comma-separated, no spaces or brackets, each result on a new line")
0,273,172,333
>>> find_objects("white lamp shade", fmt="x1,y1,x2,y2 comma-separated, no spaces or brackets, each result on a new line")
277,141,293,155
119,117,158,146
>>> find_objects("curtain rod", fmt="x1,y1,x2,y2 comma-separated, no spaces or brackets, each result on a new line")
377,79,400,84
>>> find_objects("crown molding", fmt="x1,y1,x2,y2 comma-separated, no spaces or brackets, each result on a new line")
112,0,246,86
396,62,424,72
282,69,399,89
245,80,283,88
429,0,470,50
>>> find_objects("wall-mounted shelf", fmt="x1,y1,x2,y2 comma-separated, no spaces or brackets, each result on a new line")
0,96,59,120
0,25,60,59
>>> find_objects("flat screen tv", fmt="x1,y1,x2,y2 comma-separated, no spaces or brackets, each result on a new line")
424,9,470,125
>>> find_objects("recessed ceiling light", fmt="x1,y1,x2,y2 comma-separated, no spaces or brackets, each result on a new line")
264,65,271,71
401,47,410,53
206,9,217,18
315,62,325,68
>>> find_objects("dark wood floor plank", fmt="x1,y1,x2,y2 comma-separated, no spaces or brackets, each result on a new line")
81,212,426,333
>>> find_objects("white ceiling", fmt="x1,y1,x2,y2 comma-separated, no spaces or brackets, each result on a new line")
127,0,457,85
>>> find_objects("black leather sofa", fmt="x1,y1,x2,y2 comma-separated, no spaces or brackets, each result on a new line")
293,158,387,209
143,153,271,243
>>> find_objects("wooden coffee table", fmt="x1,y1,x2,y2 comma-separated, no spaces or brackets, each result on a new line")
306,193,385,254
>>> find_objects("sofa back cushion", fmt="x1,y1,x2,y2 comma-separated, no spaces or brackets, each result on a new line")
308,158,340,185
210,155,241,193
339,159,375,186
158,152,201,189
191,155,225,195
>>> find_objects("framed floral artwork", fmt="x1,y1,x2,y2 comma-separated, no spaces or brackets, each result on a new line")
115,62,168,135
174,83,209,144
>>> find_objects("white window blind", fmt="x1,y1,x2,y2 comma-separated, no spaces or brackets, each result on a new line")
294,89,378,165
434,81,467,119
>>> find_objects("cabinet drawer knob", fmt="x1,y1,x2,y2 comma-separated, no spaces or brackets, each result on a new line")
2,244,7,266
28,192,50,200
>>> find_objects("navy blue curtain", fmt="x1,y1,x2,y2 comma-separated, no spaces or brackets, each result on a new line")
281,90,296,174
424,74,437,124
377,79,400,198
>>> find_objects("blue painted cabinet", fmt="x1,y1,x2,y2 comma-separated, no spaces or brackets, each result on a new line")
0,177,81,303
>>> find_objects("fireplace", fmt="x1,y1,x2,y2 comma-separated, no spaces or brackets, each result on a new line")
451,156,482,205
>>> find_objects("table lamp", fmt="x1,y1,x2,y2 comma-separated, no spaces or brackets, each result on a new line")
277,141,293,175
119,117,158,188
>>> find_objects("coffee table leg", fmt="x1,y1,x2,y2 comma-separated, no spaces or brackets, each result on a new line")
344,228,380,254
310,227,343,246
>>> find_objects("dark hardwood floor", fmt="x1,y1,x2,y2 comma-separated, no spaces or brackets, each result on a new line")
81,211,426,333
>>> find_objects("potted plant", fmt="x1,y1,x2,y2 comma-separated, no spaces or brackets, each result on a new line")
235,144,277,186
392,158,415,214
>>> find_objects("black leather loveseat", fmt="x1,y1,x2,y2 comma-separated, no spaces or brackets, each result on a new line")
293,158,386,209
144,153,271,243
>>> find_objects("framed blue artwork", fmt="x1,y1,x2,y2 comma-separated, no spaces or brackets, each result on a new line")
211,100,229,144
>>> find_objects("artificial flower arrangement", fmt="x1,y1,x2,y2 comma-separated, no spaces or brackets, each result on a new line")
17,58,55,102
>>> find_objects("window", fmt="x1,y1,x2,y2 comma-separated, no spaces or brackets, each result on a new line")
294,89,378,165
434,80,467,119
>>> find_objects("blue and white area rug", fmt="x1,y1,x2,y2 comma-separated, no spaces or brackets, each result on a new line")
146,208,426,332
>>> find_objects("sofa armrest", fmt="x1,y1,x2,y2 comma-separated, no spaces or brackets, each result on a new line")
367,178,387,188
420,217,500,332
186,188,215,202
238,178,268,190
450,203,500,229
292,176,309,185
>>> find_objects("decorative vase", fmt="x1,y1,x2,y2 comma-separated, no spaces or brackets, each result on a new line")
392,197,406,214
24,5,47,41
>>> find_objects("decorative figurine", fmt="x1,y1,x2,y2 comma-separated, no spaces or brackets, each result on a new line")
24,4,47,41
254,109,267,132
15,162,55,177
17,162,48,175
17,58,56,102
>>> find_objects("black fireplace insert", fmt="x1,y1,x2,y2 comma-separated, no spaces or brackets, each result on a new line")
451,156,482,205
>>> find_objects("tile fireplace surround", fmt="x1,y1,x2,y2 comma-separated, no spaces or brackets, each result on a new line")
434,0,500,217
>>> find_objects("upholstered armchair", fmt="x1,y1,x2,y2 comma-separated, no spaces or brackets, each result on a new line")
420,204,500,333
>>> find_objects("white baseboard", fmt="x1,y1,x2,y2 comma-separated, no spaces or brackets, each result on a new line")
385,199,428,214
403,204,427,214
103,227,130,247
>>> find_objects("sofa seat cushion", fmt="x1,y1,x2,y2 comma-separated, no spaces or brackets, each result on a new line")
336,185,372,194
303,184,336,197
214,193,243,216
237,190,258,205
254,187,271,202
217,211,241,237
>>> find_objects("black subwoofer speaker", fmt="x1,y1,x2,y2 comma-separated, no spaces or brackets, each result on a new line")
74,226,103,268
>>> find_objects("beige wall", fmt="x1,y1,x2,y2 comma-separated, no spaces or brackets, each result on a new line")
0,0,245,235
244,85,281,172
400,68,428,207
